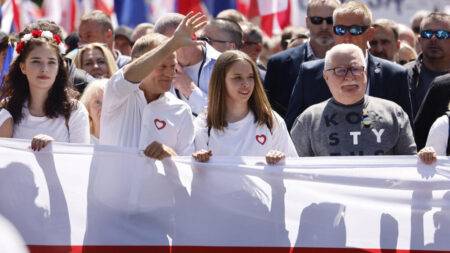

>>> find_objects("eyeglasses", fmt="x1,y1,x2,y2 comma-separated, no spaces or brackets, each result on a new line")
333,25,369,36
326,66,365,77
309,16,333,25
419,30,450,40
197,36,231,44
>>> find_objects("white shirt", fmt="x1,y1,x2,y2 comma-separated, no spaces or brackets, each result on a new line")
194,110,298,157
0,101,90,143
0,109,11,127
100,69,195,154
172,43,220,115
425,115,448,155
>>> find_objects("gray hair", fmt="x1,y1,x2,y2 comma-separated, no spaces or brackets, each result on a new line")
307,0,341,16
324,43,366,70
333,0,372,26
154,13,184,36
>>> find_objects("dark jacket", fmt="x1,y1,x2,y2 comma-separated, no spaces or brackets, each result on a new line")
413,73,450,149
264,42,315,118
285,54,412,130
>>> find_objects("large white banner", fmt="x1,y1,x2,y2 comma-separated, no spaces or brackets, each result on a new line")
0,138,450,252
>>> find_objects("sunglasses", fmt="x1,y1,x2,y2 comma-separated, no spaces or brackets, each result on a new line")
326,66,365,77
197,36,231,44
309,16,333,25
333,25,369,36
420,30,450,40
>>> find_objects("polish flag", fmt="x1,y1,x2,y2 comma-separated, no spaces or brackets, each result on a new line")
41,0,78,33
237,0,291,36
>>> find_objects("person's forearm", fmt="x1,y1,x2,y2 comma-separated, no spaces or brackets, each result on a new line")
124,37,180,83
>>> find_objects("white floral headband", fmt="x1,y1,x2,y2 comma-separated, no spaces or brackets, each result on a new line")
16,29,64,54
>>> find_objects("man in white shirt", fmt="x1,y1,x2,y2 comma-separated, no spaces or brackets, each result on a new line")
154,13,221,115
100,13,207,160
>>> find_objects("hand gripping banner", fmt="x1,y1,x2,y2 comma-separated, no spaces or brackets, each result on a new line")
0,138,450,253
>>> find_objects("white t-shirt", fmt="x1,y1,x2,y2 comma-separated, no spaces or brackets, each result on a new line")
194,110,298,157
100,69,195,154
0,109,11,126
425,114,449,155
0,101,90,143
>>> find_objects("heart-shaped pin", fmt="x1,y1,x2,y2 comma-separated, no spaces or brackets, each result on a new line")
154,119,166,130
256,134,266,145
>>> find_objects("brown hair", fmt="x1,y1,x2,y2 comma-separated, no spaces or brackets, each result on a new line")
74,42,118,78
207,50,274,131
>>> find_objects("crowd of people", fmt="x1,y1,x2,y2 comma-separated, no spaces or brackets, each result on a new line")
0,0,449,164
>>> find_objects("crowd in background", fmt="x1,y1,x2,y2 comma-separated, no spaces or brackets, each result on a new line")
0,0,449,164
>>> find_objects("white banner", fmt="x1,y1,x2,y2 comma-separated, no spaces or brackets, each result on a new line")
0,138,449,252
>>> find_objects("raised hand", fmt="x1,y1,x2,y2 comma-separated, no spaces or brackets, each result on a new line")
172,12,207,48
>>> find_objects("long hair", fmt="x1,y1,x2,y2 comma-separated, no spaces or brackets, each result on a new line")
0,37,76,124
207,50,274,131
74,42,117,78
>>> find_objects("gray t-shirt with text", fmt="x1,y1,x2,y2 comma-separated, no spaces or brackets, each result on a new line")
290,96,417,156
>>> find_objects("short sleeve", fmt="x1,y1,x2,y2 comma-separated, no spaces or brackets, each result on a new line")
193,113,209,151
393,106,417,155
271,112,299,157
425,115,449,156
68,101,90,143
0,109,12,126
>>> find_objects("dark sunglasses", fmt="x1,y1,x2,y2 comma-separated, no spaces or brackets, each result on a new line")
309,16,333,25
197,36,231,44
420,30,450,40
333,25,369,36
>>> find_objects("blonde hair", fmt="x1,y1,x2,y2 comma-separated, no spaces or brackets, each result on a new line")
207,50,274,131
131,33,167,59
333,0,372,26
80,79,107,133
74,43,117,78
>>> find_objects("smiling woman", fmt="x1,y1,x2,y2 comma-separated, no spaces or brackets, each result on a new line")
0,23,90,150
192,50,298,164
74,43,117,79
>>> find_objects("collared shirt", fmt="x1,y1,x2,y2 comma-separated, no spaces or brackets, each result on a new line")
173,43,221,115
305,41,319,61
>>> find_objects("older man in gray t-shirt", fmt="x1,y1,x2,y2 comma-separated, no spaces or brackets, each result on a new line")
290,44,417,156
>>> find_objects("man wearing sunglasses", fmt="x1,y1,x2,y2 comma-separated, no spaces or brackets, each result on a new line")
264,0,340,118
290,44,416,156
407,12,450,149
286,0,412,130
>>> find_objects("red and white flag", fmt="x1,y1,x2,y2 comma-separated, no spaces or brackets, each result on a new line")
0,139,449,252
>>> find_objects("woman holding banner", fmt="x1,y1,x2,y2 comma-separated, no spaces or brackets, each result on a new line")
192,50,298,164
0,24,90,150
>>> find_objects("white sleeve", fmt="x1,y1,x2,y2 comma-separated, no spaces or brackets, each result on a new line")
271,112,299,157
103,68,140,113
68,102,90,143
193,113,209,151
0,109,12,126
186,86,207,115
175,107,195,155
425,115,449,156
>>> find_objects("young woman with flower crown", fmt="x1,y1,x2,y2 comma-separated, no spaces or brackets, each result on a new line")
0,26,90,150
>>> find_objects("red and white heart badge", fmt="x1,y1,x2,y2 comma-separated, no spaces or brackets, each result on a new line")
154,119,166,130
255,134,266,145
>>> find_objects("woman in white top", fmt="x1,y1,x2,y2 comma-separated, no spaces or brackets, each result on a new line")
192,50,298,164
0,23,90,150
0,109,12,137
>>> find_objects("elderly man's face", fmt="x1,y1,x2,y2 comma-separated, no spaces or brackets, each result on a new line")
324,50,367,105
333,13,374,51
200,25,236,52
369,26,399,61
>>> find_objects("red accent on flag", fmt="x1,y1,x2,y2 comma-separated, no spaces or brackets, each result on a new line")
11,0,21,32
177,0,204,15
69,0,77,33
27,245,446,253
94,0,113,16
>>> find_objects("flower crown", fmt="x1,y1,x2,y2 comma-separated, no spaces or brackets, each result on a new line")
16,29,63,54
